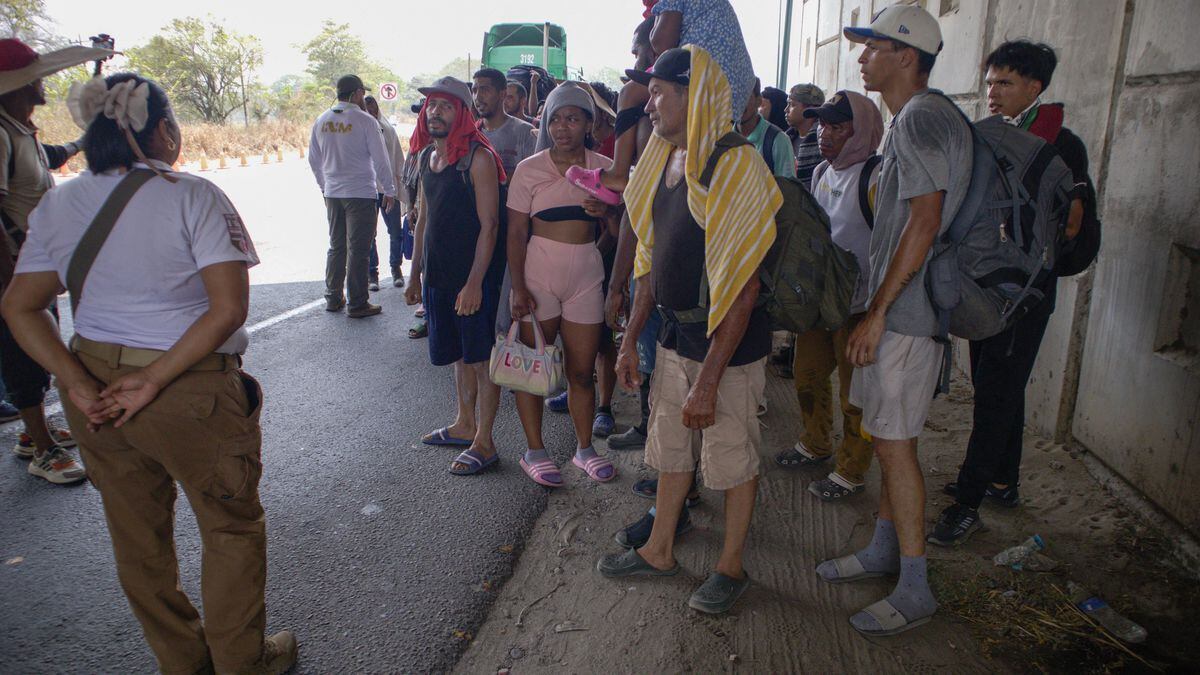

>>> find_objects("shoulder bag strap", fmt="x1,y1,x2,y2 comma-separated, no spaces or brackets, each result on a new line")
699,132,752,188
66,168,157,315
858,154,883,229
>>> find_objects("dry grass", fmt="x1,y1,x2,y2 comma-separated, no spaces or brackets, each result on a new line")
35,102,312,173
934,571,1167,673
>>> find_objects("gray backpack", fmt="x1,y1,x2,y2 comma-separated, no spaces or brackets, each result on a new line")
926,95,1074,391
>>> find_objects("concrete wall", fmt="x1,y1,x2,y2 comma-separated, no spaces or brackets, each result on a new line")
788,0,1200,534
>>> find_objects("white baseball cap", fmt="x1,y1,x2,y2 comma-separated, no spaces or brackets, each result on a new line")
844,5,943,56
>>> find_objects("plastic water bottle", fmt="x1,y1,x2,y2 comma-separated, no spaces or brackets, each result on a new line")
1068,581,1149,644
993,534,1045,568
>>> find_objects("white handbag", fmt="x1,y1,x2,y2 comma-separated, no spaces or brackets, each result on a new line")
489,320,565,397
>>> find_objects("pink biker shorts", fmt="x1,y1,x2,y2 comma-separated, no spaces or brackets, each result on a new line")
521,235,605,324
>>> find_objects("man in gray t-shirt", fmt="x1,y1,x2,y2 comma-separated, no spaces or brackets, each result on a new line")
480,114,536,179
472,68,538,334
817,4,972,639
868,90,972,337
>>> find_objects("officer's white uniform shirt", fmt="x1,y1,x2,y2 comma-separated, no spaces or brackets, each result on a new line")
16,160,260,354
308,102,397,200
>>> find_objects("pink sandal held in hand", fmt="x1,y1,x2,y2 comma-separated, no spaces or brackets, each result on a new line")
566,166,622,206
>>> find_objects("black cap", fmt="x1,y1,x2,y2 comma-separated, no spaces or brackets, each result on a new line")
625,48,690,87
802,90,853,124
336,74,366,97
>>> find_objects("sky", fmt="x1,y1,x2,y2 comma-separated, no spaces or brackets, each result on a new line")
44,0,794,89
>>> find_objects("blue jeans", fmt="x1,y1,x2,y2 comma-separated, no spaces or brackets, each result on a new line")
369,194,405,278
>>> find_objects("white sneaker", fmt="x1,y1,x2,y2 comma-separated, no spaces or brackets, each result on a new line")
12,429,75,458
28,445,87,484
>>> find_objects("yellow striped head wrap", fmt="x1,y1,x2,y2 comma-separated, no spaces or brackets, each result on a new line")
625,45,783,336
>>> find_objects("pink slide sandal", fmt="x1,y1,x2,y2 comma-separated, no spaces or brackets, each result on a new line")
566,166,622,206
520,457,564,487
572,454,617,483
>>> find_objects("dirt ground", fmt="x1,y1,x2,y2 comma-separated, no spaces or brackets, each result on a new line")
454,362,1200,674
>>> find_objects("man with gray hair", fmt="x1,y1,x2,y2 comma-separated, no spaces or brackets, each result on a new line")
309,74,396,317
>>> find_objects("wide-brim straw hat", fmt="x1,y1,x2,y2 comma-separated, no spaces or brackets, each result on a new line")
0,40,116,96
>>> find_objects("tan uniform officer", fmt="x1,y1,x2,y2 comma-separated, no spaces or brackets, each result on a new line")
1,73,297,674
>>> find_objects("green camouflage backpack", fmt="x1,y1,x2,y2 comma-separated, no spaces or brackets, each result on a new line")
673,132,859,333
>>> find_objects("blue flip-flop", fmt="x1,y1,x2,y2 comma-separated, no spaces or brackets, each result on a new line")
449,449,499,476
423,427,473,447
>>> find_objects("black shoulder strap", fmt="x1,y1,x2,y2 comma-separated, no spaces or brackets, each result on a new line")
0,121,16,178
456,141,483,185
812,160,829,192
66,168,157,315
858,154,882,229
699,132,752,189
761,125,779,174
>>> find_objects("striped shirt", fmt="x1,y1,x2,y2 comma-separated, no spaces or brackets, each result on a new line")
791,129,822,186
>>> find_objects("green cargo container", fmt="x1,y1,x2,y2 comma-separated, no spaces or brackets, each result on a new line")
481,23,568,80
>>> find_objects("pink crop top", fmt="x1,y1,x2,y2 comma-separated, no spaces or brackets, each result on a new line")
506,149,614,221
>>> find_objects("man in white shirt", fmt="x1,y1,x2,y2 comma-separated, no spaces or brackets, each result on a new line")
308,74,396,317
363,95,406,289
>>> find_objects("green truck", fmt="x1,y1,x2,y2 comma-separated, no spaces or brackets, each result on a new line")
481,23,568,80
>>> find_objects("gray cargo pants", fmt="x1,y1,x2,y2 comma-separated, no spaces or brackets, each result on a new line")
325,197,378,309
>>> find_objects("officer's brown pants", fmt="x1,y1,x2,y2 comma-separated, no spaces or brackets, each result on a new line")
62,350,267,675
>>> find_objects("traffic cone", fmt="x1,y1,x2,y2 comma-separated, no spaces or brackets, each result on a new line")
219,156,228,169
299,145,306,159
276,148,284,162
261,151,270,165
239,154,248,167
200,154,210,171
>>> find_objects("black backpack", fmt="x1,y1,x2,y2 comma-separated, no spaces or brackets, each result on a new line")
1054,167,1100,277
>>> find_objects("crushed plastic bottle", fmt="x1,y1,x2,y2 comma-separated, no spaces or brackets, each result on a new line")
993,534,1045,569
1068,581,1148,644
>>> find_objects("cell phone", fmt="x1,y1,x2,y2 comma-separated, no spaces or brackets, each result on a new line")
89,34,115,52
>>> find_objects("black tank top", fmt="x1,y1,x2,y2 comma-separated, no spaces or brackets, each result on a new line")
421,148,498,291
650,169,770,366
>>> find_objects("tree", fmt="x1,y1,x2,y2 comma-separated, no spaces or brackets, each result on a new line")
588,67,626,93
1,0,60,50
126,17,263,124
300,20,381,88
268,75,333,124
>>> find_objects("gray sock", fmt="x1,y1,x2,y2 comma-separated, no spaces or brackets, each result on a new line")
855,518,901,573
850,556,938,632
891,556,937,617
524,448,549,464
817,518,899,581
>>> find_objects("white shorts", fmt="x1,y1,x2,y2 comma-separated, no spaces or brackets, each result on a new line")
849,331,941,441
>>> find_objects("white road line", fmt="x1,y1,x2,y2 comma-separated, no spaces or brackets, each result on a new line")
11,295,329,424
245,298,326,334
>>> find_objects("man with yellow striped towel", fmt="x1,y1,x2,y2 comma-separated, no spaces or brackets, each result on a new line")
595,46,782,615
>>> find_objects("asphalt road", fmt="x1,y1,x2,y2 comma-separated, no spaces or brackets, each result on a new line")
0,158,576,673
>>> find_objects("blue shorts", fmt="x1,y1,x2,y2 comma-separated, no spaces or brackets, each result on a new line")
424,281,501,367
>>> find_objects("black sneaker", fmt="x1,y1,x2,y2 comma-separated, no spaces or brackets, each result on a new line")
632,478,701,508
927,504,986,547
615,507,692,549
942,481,1021,508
